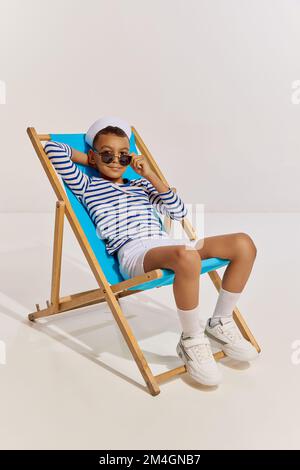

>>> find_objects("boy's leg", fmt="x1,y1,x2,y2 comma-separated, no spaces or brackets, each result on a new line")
195,232,258,360
143,244,204,335
143,244,201,310
143,245,222,386
195,232,257,292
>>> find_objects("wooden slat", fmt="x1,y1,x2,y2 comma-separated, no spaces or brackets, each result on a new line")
29,268,162,320
58,269,163,311
50,201,65,311
132,127,197,241
155,351,225,384
38,134,51,141
132,126,169,185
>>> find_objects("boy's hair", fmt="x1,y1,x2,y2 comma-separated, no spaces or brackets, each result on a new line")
93,126,129,147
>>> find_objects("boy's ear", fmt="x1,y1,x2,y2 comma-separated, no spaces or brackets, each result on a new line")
88,149,97,168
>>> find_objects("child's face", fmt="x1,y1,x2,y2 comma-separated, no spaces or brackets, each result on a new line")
88,133,130,181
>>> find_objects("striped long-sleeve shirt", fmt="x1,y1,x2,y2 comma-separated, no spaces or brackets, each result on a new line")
44,141,188,255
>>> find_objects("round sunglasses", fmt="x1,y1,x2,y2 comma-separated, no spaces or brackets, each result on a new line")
92,149,132,167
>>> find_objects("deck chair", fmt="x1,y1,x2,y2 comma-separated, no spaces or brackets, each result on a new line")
27,126,261,396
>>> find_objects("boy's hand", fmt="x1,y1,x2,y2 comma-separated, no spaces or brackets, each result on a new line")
130,153,153,178
130,153,170,193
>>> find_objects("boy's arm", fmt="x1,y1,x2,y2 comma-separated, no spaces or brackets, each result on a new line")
147,180,187,220
133,174,188,221
44,141,90,198
71,147,97,168
70,147,89,166
146,172,171,193
130,155,187,221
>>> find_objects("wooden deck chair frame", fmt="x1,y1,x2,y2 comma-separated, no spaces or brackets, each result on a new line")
27,126,261,396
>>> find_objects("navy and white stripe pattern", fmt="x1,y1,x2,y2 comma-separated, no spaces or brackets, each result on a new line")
44,141,188,255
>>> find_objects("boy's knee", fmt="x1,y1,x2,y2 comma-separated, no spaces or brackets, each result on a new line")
235,233,257,258
173,246,201,273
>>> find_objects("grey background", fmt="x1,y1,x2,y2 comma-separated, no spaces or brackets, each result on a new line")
1,0,299,212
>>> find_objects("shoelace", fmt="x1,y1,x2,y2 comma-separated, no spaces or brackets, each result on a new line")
184,337,213,361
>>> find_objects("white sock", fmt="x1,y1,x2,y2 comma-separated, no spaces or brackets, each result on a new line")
177,305,205,338
210,287,241,327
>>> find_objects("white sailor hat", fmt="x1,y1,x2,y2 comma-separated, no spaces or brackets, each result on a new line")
85,116,131,147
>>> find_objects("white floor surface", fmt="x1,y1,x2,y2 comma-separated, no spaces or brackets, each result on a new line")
0,212,299,449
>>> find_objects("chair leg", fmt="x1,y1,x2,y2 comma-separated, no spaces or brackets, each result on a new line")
208,269,261,353
104,288,161,396
50,201,65,312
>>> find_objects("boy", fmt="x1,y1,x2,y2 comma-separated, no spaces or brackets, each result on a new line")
44,116,258,387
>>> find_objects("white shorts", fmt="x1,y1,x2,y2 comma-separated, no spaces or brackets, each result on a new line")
117,236,197,280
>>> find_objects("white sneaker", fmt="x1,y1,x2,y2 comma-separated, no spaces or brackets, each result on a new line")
176,332,222,386
205,317,259,362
